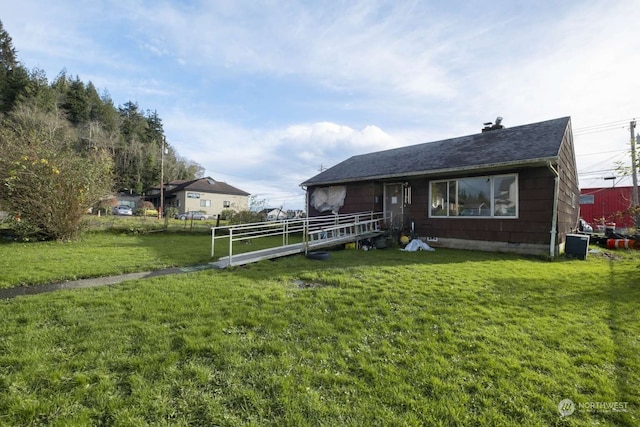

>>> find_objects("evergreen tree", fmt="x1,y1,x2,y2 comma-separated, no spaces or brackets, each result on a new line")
95,89,119,134
0,65,30,113
117,101,148,192
0,21,29,113
0,20,18,71
62,76,90,124
21,68,56,112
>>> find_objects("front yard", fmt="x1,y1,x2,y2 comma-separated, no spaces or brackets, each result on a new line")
0,233,638,425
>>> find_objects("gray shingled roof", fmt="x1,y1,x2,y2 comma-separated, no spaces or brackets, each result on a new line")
301,117,571,186
165,177,250,196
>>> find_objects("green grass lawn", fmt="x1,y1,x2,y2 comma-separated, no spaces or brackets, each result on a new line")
0,229,292,289
0,239,638,425
0,231,212,289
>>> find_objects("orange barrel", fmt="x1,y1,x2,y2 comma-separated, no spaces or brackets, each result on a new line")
606,239,637,249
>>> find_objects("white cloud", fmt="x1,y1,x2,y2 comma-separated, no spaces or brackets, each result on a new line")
163,111,400,209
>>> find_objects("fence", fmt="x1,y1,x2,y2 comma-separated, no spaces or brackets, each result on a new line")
83,214,216,232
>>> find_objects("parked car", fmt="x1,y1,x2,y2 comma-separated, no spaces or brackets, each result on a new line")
113,205,133,216
176,211,208,221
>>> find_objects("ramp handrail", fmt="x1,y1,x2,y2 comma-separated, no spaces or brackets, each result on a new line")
211,211,391,265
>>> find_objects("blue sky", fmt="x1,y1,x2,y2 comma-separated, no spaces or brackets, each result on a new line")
3,0,639,209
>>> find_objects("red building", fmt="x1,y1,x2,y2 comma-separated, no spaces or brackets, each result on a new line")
579,186,635,229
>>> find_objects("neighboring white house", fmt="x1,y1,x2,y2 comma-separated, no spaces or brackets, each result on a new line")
266,208,288,221
146,177,250,217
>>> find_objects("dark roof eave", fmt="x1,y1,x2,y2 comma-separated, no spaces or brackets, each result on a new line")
300,156,558,187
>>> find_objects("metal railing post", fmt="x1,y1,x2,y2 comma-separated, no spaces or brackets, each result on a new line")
283,220,287,246
211,227,216,257
304,216,309,254
228,228,233,266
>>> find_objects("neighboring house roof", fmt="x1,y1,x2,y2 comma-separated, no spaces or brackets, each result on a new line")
267,208,287,216
165,180,187,190
301,117,571,186
164,177,250,197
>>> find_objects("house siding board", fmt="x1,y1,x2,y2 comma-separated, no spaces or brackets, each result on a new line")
420,220,550,244
405,178,428,225
555,129,580,244
344,182,377,213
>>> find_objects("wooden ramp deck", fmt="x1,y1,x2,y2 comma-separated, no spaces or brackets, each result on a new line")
210,212,389,268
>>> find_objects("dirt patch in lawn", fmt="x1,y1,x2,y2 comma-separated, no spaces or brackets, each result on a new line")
292,279,331,289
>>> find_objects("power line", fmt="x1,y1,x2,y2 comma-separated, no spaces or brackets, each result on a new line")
580,177,632,191
574,118,633,132
578,171,618,178
576,149,628,157
574,125,628,136
574,126,628,137
573,118,636,137
577,151,629,175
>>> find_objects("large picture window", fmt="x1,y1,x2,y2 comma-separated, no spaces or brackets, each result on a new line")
430,174,518,218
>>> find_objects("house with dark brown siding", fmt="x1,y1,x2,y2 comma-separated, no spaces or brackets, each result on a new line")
301,117,580,257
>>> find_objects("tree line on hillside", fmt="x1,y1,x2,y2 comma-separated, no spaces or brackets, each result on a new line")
0,20,203,240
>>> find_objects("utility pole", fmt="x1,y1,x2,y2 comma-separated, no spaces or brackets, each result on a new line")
630,120,639,226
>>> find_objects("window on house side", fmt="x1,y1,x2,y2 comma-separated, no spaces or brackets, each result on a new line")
430,174,518,218
200,199,211,207
223,201,230,208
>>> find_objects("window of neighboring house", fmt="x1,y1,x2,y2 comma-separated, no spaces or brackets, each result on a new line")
223,201,231,208
200,199,211,207
187,192,200,199
430,174,518,218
